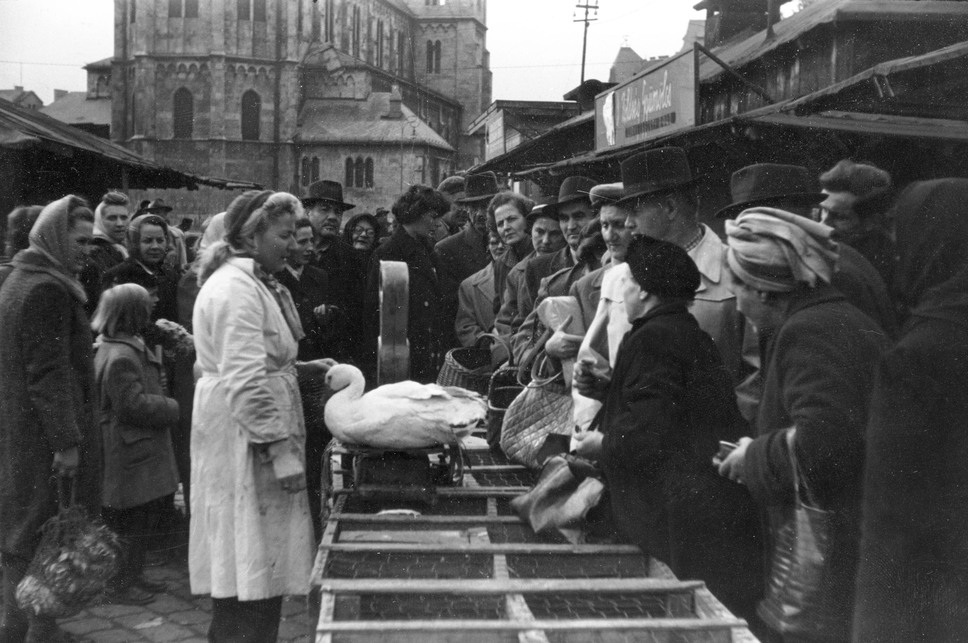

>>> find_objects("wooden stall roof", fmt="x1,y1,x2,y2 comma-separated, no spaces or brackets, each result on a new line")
0,97,261,191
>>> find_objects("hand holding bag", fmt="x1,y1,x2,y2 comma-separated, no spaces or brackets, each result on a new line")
510,454,604,545
757,429,848,640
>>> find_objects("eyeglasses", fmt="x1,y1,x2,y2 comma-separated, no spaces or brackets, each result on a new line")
353,226,376,237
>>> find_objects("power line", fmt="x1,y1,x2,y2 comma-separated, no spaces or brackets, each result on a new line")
0,59,85,68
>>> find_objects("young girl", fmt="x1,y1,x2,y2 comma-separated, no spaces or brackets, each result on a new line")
92,283,180,605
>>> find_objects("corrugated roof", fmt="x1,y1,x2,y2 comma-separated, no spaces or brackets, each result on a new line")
40,92,111,126
701,0,968,82
295,93,454,151
0,97,259,190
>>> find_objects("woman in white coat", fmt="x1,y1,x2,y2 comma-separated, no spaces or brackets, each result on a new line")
190,190,332,642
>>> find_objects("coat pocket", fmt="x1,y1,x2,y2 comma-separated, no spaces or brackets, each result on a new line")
119,427,160,469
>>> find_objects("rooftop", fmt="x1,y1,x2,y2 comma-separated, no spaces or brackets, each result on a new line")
40,91,111,127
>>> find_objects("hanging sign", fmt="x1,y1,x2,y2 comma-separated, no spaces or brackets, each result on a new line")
595,48,696,151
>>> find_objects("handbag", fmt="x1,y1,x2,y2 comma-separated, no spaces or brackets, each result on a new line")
500,350,575,469
436,333,501,396
510,454,604,545
16,479,121,618
486,334,522,447
757,430,848,640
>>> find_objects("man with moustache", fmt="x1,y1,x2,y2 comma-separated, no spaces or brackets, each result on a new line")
301,180,363,364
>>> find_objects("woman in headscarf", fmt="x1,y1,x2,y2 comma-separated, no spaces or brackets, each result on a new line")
854,179,968,643
101,214,181,323
79,192,131,314
0,205,43,289
341,211,381,269
0,196,101,642
716,208,891,643
191,190,333,641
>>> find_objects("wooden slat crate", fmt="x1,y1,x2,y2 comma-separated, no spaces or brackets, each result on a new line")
311,441,759,643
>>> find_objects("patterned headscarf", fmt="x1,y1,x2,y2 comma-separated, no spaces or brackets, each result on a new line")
13,195,89,303
725,207,839,293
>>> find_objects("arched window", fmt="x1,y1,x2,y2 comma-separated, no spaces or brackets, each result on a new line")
173,87,193,139
130,0,136,23
311,157,320,183
169,0,182,18
364,157,374,188
253,0,266,22
433,40,441,74
354,157,365,188
185,0,198,18
426,40,434,73
301,157,311,186
345,157,355,187
241,90,261,140
237,0,250,20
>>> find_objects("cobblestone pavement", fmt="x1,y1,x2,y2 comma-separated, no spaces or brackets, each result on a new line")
59,548,314,643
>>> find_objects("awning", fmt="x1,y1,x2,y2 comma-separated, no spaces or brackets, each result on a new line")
755,110,968,142
0,97,261,191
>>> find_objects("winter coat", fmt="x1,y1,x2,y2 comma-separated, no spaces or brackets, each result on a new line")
455,263,496,347
435,225,490,349
79,237,126,315
190,257,312,600
743,286,890,639
494,250,536,338
366,227,443,384
492,236,533,315
0,255,100,558
520,245,574,320
102,259,182,324
277,264,330,362
600,303,762,619
95,336,179,509
313,239,364,363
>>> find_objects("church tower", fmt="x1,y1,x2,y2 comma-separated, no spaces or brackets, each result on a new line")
404,0,491,167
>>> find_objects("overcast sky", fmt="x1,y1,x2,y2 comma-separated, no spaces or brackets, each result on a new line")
0,0,706,104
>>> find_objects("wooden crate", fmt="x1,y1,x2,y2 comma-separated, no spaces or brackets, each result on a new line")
311,442,758,643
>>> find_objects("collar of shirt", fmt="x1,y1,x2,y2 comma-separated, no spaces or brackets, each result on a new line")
285,264,303,279
689,224,724,292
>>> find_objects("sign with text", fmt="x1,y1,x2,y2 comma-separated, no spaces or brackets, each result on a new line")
595,49,696,151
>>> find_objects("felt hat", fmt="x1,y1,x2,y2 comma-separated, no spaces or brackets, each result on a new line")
455,172,500,204
437,175,466,202
302,180,356,211
616,147,698,206
526,195,559,226
557,176,598,207
140,198,173,214
715,163,826,219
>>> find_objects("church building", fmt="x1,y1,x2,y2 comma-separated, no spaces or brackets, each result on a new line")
111,0,491,216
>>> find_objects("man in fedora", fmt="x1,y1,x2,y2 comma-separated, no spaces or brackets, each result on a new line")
302,179,363,363
716,163,897,337
435,172,500,350
494,195,566,338
612,147,755,415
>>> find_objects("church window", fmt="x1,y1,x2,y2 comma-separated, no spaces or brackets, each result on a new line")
253,0,266,22
301,158,311,186
426,40,433,73
130,0,136,23
376,20,384,68
173,88,194,139
185,0,198,18
169,0,182,18
325,0,335,42
366,17,373,64
352,6,361,58
345,158,355,187
312,3,321,40
312,157,320,183
237,0,250,20
354,156,364,188
433,40,441,74
364,157,374,188
241,90,261,141
398,33,405,74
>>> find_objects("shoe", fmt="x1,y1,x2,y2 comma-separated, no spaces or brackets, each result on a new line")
134,576,168,593
104,586,155,606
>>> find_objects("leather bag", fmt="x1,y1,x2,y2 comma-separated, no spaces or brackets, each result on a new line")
757,430,847,640
500,350,574,469
510,454,604,545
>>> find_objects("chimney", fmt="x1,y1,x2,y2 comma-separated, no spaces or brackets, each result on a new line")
14,85,23,92
385,84,403,120
54,89,68,101
699,0,770,49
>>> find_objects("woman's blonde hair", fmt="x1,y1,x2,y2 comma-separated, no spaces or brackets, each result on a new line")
91,283,153,337
197,191,303,285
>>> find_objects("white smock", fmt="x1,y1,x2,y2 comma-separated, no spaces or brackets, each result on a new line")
189,257,313,600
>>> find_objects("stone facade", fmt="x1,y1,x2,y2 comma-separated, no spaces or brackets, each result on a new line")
112,0,490,218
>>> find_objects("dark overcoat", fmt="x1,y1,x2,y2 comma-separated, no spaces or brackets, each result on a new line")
0,255,101,558
600,303,763,619
277,265,330,362
95,336,179,509
435,225,489,350
367,227,442,383
79,237,125,315
314,238,364,363
743,286,890,638
854,267,968,642
102,258,182,324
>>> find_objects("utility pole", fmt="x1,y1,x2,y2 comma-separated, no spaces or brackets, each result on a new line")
574,0,599,84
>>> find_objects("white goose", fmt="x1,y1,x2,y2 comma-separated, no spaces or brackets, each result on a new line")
323,364,487,449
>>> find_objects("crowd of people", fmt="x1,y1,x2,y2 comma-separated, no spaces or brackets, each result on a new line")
0,143,966,642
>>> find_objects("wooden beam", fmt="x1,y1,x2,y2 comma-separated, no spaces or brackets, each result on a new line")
329,513,524,524
317,542,643,555
316,578,704,595
316,618,748,633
